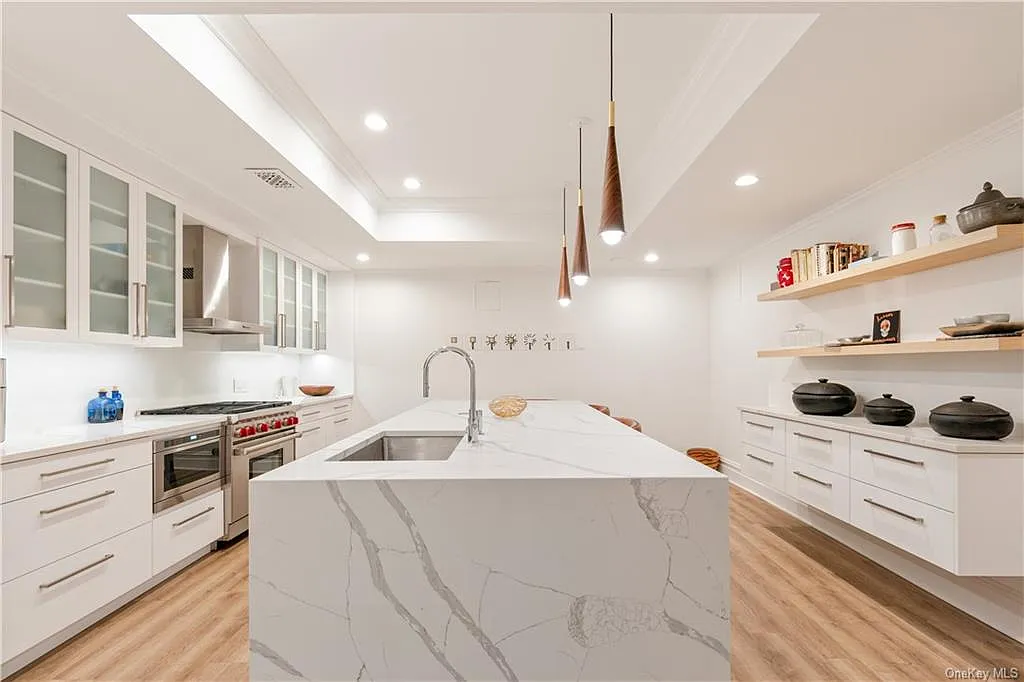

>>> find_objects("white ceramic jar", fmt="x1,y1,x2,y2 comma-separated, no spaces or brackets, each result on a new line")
891,222,917,255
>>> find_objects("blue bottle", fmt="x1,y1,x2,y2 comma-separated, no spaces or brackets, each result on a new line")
88,388,114,424
110,386,124,421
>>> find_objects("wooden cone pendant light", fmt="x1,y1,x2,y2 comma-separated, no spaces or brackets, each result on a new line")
571,126,591,286
557,187,572,307
599,13,625,246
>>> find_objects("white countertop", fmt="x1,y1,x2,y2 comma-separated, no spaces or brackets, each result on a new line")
739,405,1024,454
289,393,353,407
0,415,228,464
259,400,724,481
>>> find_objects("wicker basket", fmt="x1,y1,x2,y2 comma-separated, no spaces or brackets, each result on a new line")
686,448,720,471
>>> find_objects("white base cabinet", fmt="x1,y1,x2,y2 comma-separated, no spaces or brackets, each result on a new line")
739,408,1023,577
295,397,353,459
1,439,226,671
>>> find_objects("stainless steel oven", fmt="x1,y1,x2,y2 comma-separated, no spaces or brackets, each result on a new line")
153,427,225,513
223,407,297,540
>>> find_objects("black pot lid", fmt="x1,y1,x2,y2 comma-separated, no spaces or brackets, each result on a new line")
865,393,913,409
794,378,855,397
930,395,1010,418
959,182,1022,212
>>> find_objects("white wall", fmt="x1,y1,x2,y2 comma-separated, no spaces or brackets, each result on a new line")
708,112,1024,640
352,270,710,451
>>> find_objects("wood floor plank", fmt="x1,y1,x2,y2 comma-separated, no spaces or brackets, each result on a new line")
11,486,1023,681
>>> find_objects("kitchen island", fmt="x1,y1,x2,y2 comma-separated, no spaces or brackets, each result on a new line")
249,401,729,682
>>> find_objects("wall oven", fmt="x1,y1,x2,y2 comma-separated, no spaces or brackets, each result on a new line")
224,407,298,541
153,427,225,513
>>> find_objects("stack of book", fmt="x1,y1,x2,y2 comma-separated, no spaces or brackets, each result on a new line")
789,242,870,283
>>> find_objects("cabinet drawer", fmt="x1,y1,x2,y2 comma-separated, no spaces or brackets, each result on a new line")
786,458,850,522
327,415,352,447
152,489,223,574
2,439,151,504
2,466,152,581
296,423,327,459
850,436,955,512
787,423,850,475
740,412,786,454
1,523,152,662
742,445,785,492
850,480,955,571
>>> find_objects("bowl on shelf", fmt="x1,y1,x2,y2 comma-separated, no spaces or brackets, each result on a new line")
953,315,982,326
299,385,335,397
488,395,527,419
979,313,1011,323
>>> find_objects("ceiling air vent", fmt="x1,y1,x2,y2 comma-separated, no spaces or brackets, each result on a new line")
245,167,300,190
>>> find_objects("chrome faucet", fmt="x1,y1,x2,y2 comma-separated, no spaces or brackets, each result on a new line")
422,345,482,443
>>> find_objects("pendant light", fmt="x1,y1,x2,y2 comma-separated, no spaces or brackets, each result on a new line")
599,13,625,246
571,123,591,286
557,187,572,307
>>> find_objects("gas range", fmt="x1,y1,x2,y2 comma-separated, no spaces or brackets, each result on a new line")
140,400,291,416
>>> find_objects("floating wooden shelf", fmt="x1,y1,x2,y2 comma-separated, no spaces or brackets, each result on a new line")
758,224,1023,302
757,337,1024,358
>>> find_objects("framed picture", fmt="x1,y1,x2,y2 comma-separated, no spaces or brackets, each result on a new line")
872,310,901,344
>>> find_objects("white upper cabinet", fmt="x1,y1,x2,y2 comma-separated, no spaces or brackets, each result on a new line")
79,155,136,343
315,270,328,351
138,184,183,347
3,116,78,340
258,241,328,354
2,116,183,348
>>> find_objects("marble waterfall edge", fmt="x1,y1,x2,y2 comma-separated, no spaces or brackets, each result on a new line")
250,475,730,681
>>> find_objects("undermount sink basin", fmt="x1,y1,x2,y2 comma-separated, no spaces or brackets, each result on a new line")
329,433,463,462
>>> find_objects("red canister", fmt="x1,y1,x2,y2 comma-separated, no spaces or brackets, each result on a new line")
777,257,794,287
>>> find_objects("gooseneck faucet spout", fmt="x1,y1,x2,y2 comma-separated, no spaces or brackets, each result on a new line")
422,345,482,443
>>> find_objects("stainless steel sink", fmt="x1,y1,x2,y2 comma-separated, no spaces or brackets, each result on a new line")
329,434,463,462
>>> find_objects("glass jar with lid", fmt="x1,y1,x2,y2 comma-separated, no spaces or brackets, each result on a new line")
929,214,957,244
781,323,823,348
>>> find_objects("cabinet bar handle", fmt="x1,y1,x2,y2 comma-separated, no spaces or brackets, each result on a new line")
745,453,774,466
793,471,832,488
304,426,321,434
745,421,773,430
313,320,320,351
39,553,114,589
172,506,216,528
141,283,149,337
333,418,349,425
864,449,924,466
4,254,14,327
794,431,832,444
132,282,141,336
864,497,924,524
278,313,286,348
39,489,115,515
304,410,322,418
39,458,116,478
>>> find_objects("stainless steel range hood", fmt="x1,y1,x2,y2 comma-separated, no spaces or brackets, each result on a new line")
183,225,267,334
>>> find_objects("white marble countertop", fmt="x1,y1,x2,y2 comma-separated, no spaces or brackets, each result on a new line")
260,400,724,481
0,415,228,464
289,393,353,408
739,405,1024,454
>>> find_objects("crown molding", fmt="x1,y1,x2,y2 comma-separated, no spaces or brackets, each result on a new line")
201,15,385,208
752,108,1024,254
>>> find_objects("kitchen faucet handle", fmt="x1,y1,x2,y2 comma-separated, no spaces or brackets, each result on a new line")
475,409,485,435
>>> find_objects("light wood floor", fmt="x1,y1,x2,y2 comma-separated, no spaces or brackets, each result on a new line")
14,486,1024,681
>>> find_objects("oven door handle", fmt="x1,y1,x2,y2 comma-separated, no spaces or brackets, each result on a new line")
234,432,299,458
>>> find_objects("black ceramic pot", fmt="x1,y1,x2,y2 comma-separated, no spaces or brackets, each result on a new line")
792,378,856,416
864,393,916,426
929,396,1014,441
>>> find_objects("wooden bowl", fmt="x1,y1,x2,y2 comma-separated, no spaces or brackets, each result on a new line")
686,448,720,471
299,385,335,397
488,396,527,418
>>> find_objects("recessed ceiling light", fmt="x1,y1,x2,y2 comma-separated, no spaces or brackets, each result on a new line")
734,174,759,187
363,113,388,131
403,177,421,191
644,252,659,263
356,253,370,263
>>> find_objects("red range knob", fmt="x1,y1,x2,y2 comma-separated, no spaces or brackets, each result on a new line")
234,428,243,437
244,425,256,437
292,416,300,425
273,419,282,429
258,423,270,433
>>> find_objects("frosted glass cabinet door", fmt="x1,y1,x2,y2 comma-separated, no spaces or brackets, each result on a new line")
4,119,78,336
261,247,279,348
300,264,313,351
141,188,181,344
81,156,134,340
281,256,297,349
315,271,327,351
